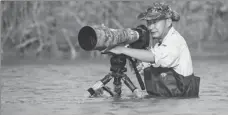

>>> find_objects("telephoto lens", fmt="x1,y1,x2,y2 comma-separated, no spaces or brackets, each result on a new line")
78,25,140,51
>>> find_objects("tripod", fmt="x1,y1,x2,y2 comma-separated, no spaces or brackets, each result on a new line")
87,54,145,97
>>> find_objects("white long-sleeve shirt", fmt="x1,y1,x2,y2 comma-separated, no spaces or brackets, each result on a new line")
141,27,193,77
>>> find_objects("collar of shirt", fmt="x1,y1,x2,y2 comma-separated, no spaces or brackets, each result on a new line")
158,26,175,45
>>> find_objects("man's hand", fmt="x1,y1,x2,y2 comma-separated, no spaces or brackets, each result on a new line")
136,62,145,74
135,62,152,75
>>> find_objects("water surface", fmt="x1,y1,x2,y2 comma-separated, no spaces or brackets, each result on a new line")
1,57,228,115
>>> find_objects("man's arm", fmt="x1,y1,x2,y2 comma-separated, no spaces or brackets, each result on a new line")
121,47,155,63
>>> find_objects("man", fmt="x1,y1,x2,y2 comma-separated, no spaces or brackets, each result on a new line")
107,2,200,98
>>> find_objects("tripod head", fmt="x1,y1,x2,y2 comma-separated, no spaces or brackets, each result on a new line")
110,54,127,73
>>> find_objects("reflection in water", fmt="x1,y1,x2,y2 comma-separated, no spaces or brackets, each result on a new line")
1,58,228,115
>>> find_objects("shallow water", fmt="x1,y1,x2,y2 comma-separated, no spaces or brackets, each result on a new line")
1,58,228,115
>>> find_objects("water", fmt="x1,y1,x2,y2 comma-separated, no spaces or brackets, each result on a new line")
1,57,228,115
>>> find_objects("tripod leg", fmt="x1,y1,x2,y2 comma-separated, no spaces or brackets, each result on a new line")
128,58,145,90
102,86,114,97
87,73,113,96
113,75,122,96
100,73,113,85
121,74,137,92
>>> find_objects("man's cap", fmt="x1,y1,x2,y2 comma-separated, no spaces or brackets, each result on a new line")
137,2,180,21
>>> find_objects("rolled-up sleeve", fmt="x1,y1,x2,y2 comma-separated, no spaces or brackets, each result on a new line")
151,44,179,68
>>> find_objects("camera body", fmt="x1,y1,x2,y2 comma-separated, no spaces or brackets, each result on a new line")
129,25,150,50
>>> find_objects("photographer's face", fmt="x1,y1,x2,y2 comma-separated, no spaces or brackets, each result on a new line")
147,19,171,39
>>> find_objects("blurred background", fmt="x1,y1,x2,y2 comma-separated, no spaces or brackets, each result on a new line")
1,0,228,64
